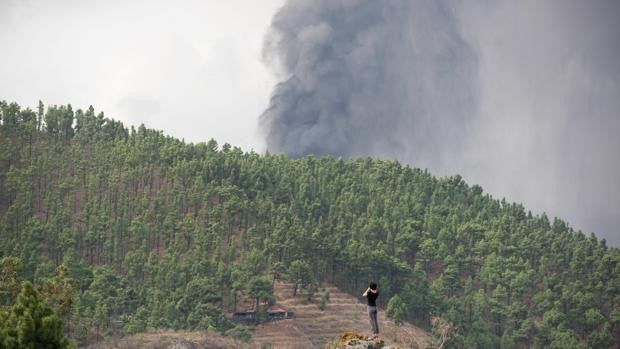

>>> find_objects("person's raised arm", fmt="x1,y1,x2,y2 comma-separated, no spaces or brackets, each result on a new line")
362,287,369,297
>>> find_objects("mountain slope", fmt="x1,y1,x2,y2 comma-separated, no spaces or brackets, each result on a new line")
0,101,618,348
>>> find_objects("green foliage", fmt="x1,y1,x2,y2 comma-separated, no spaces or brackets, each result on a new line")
288,260,314,297
247,277,275,323
122,306,148,335
225,325,251,342
0,257,22,306
0,101,618,348
386,295,407,325
319,289,330,311
0,281,73,348
186,303,233,332
270,261,287,284
177,277,220,315
40,264,74,319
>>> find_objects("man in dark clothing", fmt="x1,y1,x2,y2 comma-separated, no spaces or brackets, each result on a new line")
362,281,379,338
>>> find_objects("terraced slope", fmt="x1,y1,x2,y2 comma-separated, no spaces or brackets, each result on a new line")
250,282,429,349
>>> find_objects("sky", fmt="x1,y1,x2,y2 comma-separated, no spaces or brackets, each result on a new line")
1,0,619,245
0,0,283,151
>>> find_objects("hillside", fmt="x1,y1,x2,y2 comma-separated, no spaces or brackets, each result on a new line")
0,101,619,348
90,282,427,349
251,282,428,348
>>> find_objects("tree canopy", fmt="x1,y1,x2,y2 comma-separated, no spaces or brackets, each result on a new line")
0,100,618,348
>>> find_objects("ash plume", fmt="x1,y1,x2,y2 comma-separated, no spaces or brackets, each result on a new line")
260,0,477,170
261,0,620,245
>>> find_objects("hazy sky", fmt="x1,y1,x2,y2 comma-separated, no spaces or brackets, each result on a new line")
1,0,619,245
0,0,283,151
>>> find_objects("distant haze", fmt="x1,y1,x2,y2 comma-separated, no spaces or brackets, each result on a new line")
0,0,284,152
261,0,620,245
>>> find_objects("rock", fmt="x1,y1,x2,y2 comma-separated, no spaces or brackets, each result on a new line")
331,332,401,349
163,338,235,349
166,340,201,349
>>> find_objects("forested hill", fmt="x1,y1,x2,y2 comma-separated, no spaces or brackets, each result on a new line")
0,100,618,348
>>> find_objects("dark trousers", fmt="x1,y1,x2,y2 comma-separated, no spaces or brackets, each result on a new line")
367,305,379,334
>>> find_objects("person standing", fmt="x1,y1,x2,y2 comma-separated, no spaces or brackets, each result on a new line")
362,281,379,339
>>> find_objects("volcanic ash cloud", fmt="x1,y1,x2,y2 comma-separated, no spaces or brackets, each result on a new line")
260,0,477,171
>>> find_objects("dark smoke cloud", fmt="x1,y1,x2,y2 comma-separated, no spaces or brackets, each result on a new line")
261,0,477,168
261,0,620,246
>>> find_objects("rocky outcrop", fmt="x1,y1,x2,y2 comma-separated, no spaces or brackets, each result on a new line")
165,341,203,349
329,332,401,349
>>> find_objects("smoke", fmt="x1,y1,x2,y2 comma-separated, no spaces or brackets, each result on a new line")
457,0,620,245
261,0,620,245
261,0,477,169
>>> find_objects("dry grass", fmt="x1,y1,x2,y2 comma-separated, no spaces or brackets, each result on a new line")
249,282,429,349
84,330,250,349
